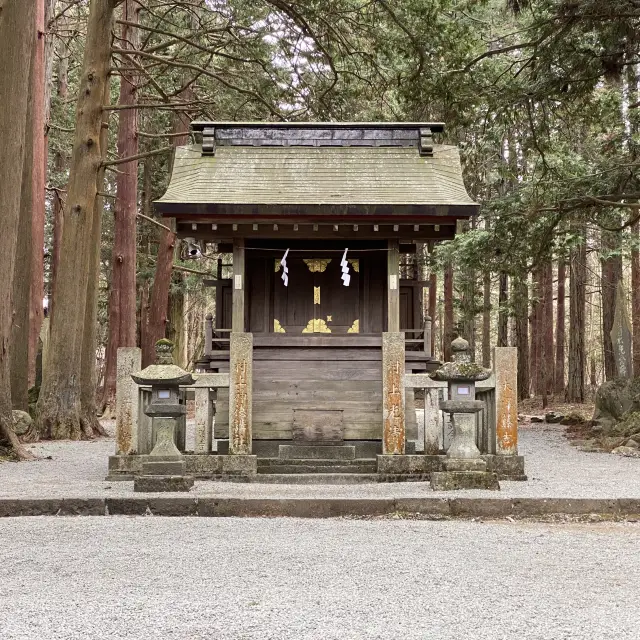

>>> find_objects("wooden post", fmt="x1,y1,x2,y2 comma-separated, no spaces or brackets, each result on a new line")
204,313,213,357
232,238,245,332
424,315,432,358
387,239,400,332
494,347,518,455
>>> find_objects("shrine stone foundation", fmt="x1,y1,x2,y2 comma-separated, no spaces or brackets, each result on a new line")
107,121,525,487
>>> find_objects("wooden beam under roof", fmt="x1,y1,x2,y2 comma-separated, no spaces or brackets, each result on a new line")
177,222,456,241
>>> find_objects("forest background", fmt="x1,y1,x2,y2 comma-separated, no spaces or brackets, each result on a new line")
1,0,639,457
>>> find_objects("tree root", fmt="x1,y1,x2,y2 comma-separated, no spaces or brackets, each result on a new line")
80,411,107,438
0,416,35,460
36,394,83,440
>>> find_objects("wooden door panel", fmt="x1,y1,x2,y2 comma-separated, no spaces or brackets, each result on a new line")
315,258,359,334
272,258,314,333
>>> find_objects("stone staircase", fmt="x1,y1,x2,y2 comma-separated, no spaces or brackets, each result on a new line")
256,444,379,484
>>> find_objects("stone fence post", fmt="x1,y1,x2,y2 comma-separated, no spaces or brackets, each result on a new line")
115,347,142,455
494,347,518,455
229,332,253,454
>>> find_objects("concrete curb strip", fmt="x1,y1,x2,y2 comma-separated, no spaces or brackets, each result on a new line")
1,497,640,518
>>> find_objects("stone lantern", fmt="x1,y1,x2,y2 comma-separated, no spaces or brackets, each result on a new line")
429,337,499,491
131,340,195,492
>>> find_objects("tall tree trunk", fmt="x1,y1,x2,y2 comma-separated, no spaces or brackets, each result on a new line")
28,0,47,387
142,222,175,367
530,268,540,396
79,80,111,438
141,109,189,366
601,224,623,380
10,52,35,413
101,0,140,412
497,272,508,347
428,270,437,357
513,274,530,401
566,228,587,403
36,0,116,440
632,222,640,377
540,261,554,408
443,262,454,361
482,270,491,368
459,220,475,359
555,258,566,394
0,0,38,459
50,40,68,323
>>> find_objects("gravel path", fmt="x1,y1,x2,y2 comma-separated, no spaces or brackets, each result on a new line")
1,422,639,499
0,517,638,640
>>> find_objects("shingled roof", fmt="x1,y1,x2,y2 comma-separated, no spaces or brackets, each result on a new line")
155,123,478,219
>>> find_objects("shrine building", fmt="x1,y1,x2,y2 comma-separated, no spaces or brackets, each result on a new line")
154,122,478,460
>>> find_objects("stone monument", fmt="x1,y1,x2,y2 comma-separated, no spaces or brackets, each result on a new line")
131,340,195,492
429,337,500,491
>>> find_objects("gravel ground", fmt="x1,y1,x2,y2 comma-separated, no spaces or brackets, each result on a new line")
1,421,640,499
0,517,639,640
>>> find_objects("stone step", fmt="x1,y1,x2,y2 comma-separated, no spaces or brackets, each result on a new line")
258,457,376,468
259,462,378,475
250,473,381,484
279,444,356,460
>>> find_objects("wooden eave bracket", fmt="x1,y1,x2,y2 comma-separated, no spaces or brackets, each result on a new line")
202,126,216,156
418,127,433,157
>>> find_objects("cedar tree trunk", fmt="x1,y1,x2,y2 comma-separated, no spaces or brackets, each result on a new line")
555,258,566,394
513,274,530,401
36,0,118,440
566,231,586,402
79,81,111,438
28,0,46,386
50,40,69,322
443,262,454,361
141,110,188,366
632,222,640,376
541,261,554,407
601,225,623,381
0,0,38,459
10,56,35,413
497,272,508,347
101,0,139,413
428,270,437,357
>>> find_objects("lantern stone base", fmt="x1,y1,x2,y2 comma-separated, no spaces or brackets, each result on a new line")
108,454,258,480
430,470,500,491
142,460,186,476
444,457,487,472
375,454,525,481
134,475,195,492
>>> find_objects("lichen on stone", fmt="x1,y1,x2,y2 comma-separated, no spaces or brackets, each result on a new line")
431,360,491,382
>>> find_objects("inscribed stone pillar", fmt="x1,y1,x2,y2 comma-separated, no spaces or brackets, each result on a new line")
229,332,253,454
423,385,441,455
494,347,518,455
115,347,141,455
382,332,405,454
194,387,213,454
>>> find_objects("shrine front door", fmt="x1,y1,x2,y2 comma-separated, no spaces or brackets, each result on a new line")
273,256,360,334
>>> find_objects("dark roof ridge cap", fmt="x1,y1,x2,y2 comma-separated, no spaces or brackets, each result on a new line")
191,120,445,133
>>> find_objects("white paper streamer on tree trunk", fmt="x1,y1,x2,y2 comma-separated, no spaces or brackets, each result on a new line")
341,248,350,286
280,248,290,286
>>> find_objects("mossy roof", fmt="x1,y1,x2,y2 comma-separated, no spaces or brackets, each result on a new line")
155,144,478,217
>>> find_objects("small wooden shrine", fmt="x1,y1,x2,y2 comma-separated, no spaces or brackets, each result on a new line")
154,122,478,458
